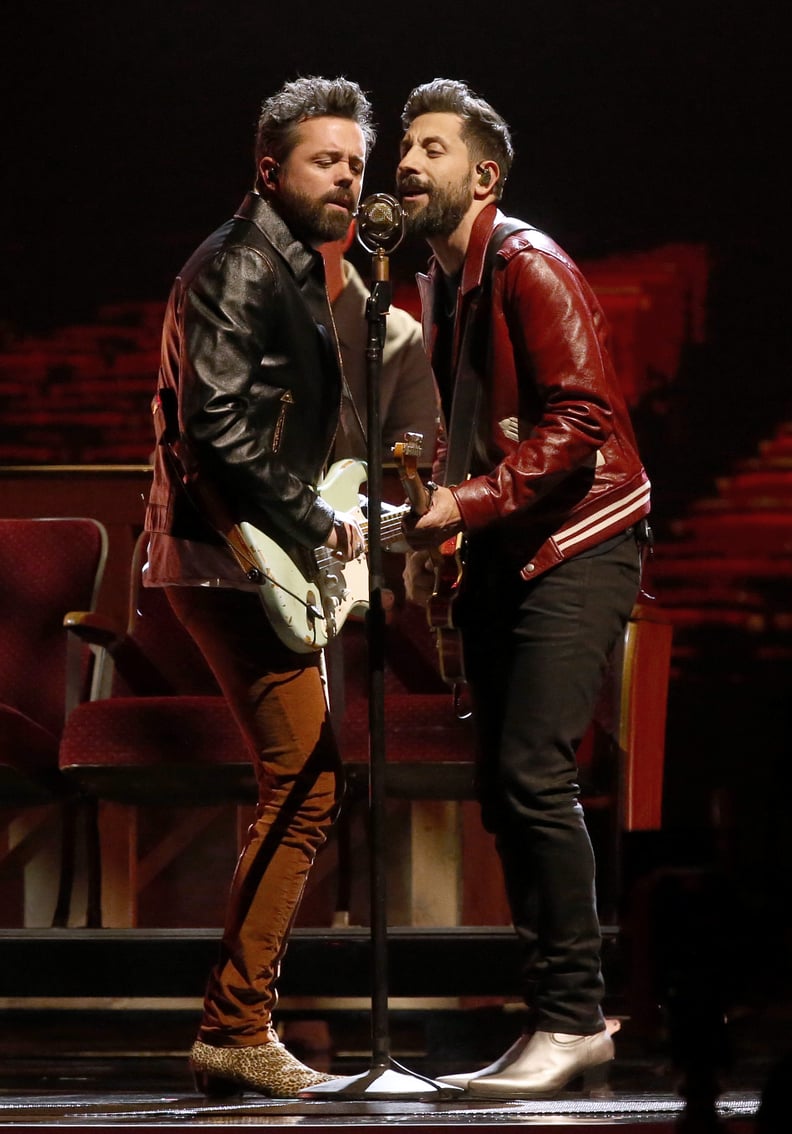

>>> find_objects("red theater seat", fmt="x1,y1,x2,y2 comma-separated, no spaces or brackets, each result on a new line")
58,535,253,926
0,517,108,927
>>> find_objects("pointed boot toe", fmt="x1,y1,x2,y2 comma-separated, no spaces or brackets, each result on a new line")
468,1027,615,1099
436,1032,533,1091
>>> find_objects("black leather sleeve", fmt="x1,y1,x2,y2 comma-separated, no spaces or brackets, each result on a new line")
178,243,336,551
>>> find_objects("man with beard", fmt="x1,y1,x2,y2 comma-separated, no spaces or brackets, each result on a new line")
396,79,651,1098
144,76,373,1098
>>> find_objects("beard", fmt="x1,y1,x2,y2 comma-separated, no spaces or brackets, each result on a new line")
398,171,473,238
279,184,356,244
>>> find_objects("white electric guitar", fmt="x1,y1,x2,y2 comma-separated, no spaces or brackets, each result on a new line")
238,458,408,653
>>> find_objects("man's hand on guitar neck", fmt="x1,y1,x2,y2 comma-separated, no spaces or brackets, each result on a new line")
402,484,464,549
326,510,366,562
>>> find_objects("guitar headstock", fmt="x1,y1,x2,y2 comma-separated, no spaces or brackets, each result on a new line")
391,432,431,516
391,431,422,469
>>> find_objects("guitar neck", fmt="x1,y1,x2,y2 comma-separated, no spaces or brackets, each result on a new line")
405,476,432,517
358,505,410,549
392,435,432,517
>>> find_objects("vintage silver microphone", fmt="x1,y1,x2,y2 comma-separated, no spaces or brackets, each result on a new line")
355,192,405,254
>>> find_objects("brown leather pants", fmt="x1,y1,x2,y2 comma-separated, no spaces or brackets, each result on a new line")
167,586,344,1046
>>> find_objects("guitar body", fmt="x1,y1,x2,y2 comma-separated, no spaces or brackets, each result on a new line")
239,459,370,653
427,535,467,687
392,433,467,689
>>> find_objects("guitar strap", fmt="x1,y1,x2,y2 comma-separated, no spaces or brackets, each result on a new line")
442,218,531,487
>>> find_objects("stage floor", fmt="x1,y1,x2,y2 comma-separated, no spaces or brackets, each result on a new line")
0,1044,769,1130
0,1069,763,1130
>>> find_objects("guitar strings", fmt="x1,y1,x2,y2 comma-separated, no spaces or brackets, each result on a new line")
312,507,409,571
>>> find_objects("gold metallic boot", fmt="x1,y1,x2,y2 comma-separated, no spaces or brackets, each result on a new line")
190,1036,338,1098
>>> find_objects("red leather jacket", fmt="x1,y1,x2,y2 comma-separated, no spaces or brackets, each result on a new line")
417,205,651,582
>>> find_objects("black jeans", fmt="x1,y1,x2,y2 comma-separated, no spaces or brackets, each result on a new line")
461,531,641,1034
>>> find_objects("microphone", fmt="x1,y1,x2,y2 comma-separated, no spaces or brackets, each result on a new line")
355,193,405,254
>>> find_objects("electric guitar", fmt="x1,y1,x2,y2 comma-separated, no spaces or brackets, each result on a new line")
391,432,467,690
238,458,408,653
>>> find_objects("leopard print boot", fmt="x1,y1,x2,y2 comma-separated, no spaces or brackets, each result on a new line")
190,1036,338,1097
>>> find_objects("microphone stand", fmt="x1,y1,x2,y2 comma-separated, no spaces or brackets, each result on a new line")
300,198,461,1101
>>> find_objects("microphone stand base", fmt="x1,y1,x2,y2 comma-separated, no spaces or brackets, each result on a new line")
297,1059,464,1100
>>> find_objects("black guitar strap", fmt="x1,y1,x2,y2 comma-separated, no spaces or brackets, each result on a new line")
443,218,531,487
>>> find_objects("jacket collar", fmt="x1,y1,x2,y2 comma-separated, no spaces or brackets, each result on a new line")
234,191,321,284
417,204,505,346
458,203,504,296
421,203,505,296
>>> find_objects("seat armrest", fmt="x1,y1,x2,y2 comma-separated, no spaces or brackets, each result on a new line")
63,611,175,698
64,610,124,650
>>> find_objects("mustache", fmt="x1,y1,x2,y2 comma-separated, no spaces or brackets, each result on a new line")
397,176,431,195
323,191,355,210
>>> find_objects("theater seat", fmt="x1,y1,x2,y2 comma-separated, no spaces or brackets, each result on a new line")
58,534,254,927
0,517,108,927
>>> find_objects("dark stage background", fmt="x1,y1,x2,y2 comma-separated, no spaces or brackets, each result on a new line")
6,1,788,474
3,0,786,340
6,1,789,485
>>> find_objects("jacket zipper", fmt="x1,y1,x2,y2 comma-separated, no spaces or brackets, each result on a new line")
272,390,295,454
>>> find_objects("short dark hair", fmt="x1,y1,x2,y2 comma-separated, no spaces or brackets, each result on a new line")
255,76,376,179
401,78,514,199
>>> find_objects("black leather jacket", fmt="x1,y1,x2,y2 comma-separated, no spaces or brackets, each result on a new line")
145,192,341,577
